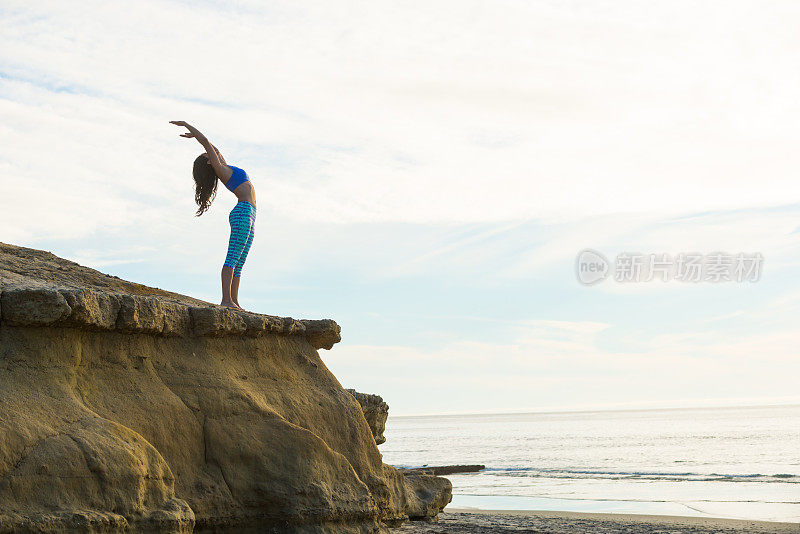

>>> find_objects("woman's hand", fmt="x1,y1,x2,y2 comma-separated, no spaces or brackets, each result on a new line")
169,121,208,143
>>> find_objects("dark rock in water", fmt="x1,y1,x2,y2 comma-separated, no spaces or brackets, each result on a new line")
402,465,486,476
0,242,451,532
346,389,389,445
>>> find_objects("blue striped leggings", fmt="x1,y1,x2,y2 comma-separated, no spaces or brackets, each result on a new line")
223,201,256,277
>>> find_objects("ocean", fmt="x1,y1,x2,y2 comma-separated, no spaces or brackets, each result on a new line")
382,404,800,523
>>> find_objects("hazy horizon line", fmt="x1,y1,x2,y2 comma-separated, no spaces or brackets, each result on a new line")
388,399,800,419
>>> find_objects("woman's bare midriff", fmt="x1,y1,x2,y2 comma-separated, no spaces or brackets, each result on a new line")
231,182,256,209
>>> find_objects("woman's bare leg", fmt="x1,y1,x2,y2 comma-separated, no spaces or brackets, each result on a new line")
231,276,243,309
220,265,237,308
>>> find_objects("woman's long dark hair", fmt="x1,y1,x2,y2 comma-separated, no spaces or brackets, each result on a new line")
193,154,218,216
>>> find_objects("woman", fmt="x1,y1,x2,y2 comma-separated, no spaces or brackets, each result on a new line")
170,120,256,310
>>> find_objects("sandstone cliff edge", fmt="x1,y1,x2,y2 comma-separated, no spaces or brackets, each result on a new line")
0,243,451,533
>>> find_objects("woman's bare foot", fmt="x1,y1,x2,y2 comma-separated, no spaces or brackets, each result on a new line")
220,299,238,309
233,300,243,310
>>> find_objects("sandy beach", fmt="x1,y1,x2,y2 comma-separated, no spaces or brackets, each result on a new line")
397,509,800,533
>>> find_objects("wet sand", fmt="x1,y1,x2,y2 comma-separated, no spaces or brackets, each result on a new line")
396,508,800,533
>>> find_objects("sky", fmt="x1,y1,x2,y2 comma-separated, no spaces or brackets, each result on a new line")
1,1,799,415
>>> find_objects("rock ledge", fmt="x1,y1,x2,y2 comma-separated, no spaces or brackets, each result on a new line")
0,286,340,349
0,242,340,349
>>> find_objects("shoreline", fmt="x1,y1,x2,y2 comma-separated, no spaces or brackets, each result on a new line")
396,508,800,533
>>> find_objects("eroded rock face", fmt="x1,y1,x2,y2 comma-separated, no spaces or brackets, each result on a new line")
0,242,450,532
347,390,390,445
401,472,454,520
1,286,71,325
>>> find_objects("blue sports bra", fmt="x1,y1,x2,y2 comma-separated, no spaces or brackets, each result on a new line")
224,165,250,192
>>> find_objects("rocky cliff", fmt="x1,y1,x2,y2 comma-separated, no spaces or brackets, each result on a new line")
345,391,389,446
0,243,451,532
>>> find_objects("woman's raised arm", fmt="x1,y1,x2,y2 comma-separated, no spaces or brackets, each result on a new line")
170,121,231,180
